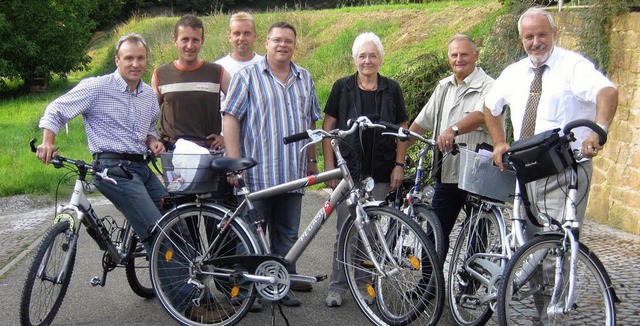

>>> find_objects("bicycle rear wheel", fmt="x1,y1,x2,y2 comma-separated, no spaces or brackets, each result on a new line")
339,206,444,326
20,219,77,326
412,204,445,263
447,205,505,326
497,234,616,326
150,205,259,326
125,235,155,298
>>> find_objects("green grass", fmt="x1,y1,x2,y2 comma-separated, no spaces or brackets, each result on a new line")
0,0,502,197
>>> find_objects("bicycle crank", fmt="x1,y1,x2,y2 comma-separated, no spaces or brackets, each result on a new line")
254,260,290,301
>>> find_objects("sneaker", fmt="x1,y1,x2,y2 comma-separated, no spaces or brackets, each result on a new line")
290,280,313,292
184,303,235,323
250,298,263,313
326,290,343,307
280,292,302,307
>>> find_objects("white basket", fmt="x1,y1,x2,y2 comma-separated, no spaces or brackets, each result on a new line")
160,152,223,194
458,147,516,203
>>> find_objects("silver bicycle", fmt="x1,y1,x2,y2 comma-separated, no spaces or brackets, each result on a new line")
20,139,154,326
496,119,618,325
148,116,445,325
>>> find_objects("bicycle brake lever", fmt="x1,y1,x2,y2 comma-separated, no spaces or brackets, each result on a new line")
95,168,118,185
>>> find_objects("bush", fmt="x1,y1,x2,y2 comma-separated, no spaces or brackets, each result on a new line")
0,0,97,89
394,51,450,121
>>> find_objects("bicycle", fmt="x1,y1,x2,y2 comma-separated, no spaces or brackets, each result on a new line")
148,116,445,326
496,119,618,325
20,139,154,326
445,137,524,325
379,122,446,261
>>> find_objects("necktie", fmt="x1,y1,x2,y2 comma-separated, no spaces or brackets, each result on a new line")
520,65,546,139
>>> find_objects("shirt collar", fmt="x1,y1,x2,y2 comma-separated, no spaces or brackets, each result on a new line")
445,67,479,87
261,56,300,80
113,70,142,95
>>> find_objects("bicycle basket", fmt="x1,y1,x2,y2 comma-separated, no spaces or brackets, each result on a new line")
507,128,573,184
458,146,516,203
160,152,224,194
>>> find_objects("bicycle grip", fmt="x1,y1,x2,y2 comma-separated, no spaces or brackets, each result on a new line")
30,138,37,153
378,120,400,132
283,131,310,145
562,119,607,146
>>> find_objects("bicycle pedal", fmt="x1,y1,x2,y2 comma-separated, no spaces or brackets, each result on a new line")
314,274,327,282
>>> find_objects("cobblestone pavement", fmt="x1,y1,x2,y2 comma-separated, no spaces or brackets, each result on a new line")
1,193,639,324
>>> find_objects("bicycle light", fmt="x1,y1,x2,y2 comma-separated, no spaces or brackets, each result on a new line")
361,177,375,192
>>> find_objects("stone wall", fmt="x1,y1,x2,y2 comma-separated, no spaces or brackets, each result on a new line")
554,12,640,235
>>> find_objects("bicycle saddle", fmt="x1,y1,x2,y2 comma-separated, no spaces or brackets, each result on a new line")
209,157,257,173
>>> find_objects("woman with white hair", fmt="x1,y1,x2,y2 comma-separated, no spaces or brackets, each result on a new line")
321,32,409,307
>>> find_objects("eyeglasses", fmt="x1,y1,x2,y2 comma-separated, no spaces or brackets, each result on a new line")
269,38,295,45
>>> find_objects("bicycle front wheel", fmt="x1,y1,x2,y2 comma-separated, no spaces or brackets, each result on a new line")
20,219,77,326
412,204,445,263
125,235,155,298
150,205,259,326
339,206,444,326
497,234,616,326
447,206,505,326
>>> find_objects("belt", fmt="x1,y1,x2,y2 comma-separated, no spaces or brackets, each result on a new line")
93,152,146,162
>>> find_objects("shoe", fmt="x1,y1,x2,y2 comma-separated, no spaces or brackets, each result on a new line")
280,292,302,307
290,279,313,292
326,290,343,307
250,298,263,313
184,303,235,323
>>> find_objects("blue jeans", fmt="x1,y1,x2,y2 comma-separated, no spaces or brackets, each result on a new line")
252,193,303,273
92,159,167,253
432,181,468,255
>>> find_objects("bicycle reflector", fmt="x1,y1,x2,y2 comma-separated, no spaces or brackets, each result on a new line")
165,249,174,262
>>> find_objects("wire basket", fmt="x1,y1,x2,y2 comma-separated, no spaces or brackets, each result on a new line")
458,147,516,203
160,151,224,194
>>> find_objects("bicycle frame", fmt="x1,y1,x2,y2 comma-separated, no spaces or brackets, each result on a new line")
187,119,411,289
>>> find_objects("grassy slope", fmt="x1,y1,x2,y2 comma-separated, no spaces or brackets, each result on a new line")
0,1,502,197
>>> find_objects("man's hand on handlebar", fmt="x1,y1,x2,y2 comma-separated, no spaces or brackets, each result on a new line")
581,132,604,159
492,141,510,171
36,142,58,165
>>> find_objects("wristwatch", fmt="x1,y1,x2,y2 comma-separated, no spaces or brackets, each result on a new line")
451,125,459,136
395,162,406,169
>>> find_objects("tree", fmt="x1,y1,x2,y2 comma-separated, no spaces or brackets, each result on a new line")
0,0,97,90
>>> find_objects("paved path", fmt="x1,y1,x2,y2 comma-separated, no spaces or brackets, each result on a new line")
1,191,638,325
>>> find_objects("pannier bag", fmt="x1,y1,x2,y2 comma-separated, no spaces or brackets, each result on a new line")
507,128,574,184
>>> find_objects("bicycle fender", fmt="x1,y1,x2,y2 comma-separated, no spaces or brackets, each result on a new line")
362,200,386,208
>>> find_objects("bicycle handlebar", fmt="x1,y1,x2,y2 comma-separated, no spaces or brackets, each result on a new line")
283,131,310,145
562,119,607,146
30,138,133,181
282,115,385,146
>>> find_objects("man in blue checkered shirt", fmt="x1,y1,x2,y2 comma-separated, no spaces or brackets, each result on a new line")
36,33,167,252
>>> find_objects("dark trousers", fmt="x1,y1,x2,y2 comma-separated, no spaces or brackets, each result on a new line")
431,181,468,255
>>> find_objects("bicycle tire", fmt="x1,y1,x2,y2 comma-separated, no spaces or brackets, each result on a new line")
125,235,155,298
447,206,505,326
338,206,444,326
497,234,616,326
412,204,445,263
20,220,77,326
150,205,259,326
